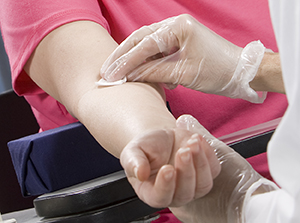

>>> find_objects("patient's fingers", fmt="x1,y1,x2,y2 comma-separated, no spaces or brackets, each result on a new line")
120,143,151,182
120,125,221,208
148,165,176,207
121,142,176,208
171,134,217,207
120,129,174,181
126,164,176,208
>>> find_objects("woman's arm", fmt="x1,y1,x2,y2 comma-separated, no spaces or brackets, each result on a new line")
24,20,221,207
24,20,175,157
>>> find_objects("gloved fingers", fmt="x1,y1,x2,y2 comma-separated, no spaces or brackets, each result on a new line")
171,146,196,207
202,138,222,179
176,114,233,162
105,18,173,69
176,114,227,149
125,50,181,84
101,26,179,82
191,134,221,198
176,115,214,140
100,17,178,81
171,133,219,206
100,25,154,80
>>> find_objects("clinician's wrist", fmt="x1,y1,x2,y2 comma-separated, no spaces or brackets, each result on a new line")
250,52,285,94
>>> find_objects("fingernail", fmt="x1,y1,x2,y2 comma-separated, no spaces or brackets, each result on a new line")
178,147,191,163
104,72,112,81
187,138,198,145
164,169,174,181
134,167,138,179
103,68,115,81
191,133,198,138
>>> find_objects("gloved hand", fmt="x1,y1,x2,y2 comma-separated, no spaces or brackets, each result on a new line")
120,121,221,208
170,115,279,223
100,14,266,103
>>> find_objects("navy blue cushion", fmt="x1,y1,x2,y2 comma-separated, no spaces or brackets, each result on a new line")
8,122,122,196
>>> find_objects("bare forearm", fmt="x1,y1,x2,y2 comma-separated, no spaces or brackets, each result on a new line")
250,52,285,94
75,83,175,157
24,20,176,157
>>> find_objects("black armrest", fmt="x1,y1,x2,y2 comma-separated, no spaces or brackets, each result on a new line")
7,119,280,222
33,171,161,223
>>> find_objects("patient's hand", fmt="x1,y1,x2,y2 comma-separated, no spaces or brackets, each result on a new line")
120,124,221,208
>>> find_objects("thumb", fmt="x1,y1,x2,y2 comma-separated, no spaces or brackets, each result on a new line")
120,143,151,182
102,26,179,82
127,49,181,84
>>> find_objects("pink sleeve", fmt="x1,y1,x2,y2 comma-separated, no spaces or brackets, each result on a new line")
0,0,109,95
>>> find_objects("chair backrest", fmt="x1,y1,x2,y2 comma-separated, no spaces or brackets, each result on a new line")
0,89,39,214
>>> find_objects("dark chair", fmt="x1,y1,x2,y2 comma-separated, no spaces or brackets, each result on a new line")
1,89,160,222
0,89,40,214
3,87,281,221
6,114,280,222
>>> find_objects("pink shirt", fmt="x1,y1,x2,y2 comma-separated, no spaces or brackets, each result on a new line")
0,0,287,134
0,1,287,222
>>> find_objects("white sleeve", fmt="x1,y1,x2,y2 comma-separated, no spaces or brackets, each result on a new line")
245,190,297,222
244,0,300,222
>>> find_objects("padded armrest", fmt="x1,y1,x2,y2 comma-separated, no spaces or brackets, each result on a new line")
8,118,281,197
8,122,122,196
33,170,161,223
33,171,134,218
222,118,281,158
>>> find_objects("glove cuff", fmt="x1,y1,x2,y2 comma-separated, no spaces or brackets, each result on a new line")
228,175,279,223
220,41,267,103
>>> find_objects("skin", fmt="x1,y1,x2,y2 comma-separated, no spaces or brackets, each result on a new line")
23,19,281,221
95,16,286,221
100,14,285,97
24,21,172,156
24,20,220,208
250,52,285,94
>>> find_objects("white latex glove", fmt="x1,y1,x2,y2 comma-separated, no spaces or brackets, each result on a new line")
170,115,279,223
101,14,266,103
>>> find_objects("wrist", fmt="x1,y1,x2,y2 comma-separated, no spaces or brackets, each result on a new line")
250,52,285,94
219,41,266,103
